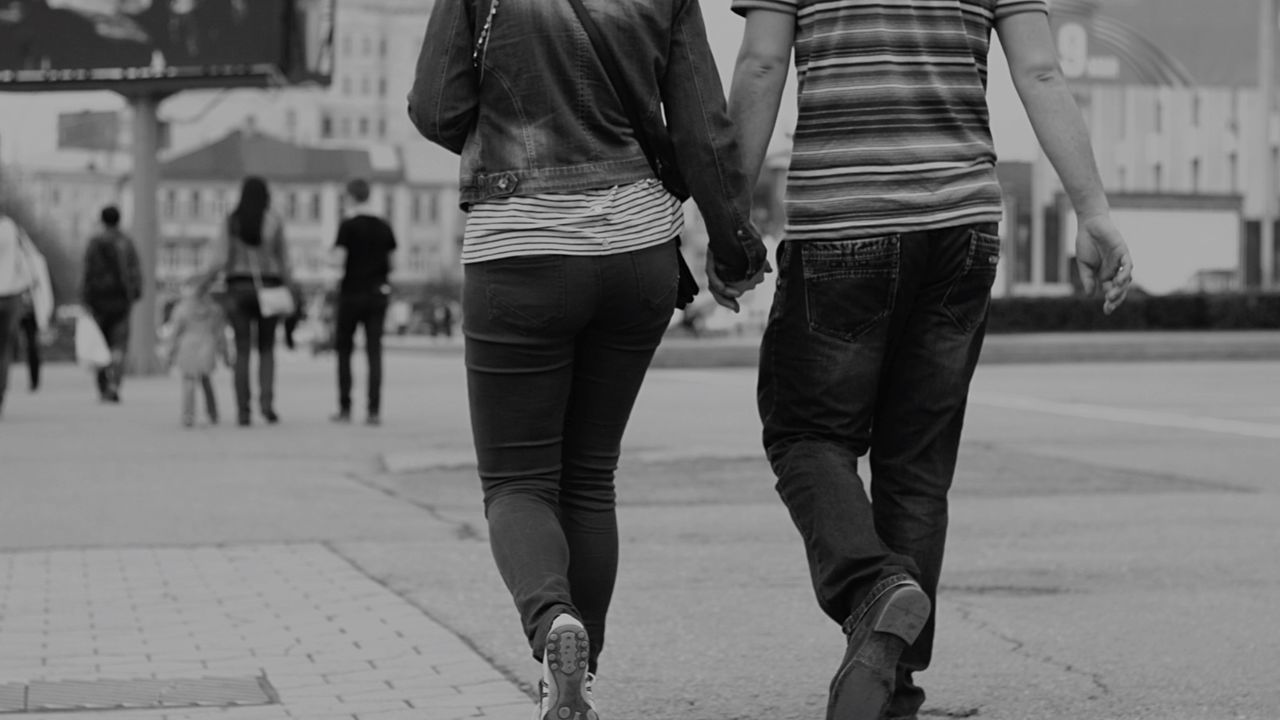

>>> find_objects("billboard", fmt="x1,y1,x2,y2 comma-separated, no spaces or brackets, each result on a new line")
0,0,334,91
1050,0,1277,87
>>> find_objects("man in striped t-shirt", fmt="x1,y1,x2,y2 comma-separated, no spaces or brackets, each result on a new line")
721,2,1135,718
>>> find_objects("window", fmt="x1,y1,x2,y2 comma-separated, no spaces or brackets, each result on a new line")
360,76,371,96
310,192,323,221
1117,166,1127,190
378,77,387,97
285,192,299,220
1191,93,1201,128
377,117,388,138
1190,158,1201,193
320,113,333,138
426,192,439,223
163,189,177,219
379,36,388,58
190,190,202,219
1228,152,1238,193
1152,162,1163,191
410,193,422,223
285,109,298,136
358,117,370,136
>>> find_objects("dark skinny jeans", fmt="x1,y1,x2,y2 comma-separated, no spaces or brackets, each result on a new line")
464,241,678,673
224,278,281,420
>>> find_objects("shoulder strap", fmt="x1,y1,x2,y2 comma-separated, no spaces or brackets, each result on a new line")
564,0,688,200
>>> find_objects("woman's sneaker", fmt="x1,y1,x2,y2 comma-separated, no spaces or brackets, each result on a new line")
534,615,598,720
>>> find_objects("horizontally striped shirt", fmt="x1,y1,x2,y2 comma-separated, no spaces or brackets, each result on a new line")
731,0,1049,240
461,179,683,264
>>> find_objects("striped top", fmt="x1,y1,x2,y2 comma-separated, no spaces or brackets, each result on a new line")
731,0,1048,240
461,179,684,264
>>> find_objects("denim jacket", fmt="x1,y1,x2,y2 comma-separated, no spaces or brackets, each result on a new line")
407,0,767,282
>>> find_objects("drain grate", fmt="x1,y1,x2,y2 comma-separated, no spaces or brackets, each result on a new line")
0,676,277,714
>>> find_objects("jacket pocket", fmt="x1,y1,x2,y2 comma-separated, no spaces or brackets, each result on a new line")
942,229,1002,333
801,237,899,343
482,256,567,332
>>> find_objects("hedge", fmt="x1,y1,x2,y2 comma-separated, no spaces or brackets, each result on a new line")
987,293,1280,333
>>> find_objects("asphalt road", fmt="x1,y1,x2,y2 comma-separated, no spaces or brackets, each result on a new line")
2,350,1278,720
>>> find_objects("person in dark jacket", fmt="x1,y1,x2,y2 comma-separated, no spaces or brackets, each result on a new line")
329,178,396,426
408,1,769,717
81,205,142,404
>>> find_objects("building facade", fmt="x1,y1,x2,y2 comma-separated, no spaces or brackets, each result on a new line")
10,129,463,305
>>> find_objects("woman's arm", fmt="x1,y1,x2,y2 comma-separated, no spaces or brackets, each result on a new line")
661,0,767,284
407,0,478,154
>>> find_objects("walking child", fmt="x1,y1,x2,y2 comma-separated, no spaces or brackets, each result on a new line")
167,283,231,428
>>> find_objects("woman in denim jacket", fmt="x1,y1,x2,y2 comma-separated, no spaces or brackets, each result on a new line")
409,1,767,717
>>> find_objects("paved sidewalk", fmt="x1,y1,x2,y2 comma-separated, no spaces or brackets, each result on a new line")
0,545,524,720
0,356,529,720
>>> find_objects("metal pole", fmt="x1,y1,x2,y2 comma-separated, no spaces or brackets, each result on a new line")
1261,0,1277,290
125,92,165,375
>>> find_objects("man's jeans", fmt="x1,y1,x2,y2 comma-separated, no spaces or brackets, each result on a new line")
464,241,678,673
334,292,389,415
758,224,999,714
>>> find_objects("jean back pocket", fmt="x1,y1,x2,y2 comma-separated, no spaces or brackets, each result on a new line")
800,237,900,342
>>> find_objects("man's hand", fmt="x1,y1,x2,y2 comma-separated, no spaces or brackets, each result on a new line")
1074,214,1133,315
706,252,771,313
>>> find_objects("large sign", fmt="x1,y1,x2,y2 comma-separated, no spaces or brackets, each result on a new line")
0,0,333,91
1050,0,1275,87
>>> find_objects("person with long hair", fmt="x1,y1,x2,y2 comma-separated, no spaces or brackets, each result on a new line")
200,176,292,426
408,1,768,718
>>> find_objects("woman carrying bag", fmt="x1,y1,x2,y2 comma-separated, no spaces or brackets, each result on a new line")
199,176,293,427
409,1,769,717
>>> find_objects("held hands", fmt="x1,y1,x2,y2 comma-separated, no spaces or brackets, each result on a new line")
1074,214,1134,315
706,252,772,313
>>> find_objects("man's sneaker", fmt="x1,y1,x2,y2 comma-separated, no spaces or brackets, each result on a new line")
534,615,597,720
827,577,931,720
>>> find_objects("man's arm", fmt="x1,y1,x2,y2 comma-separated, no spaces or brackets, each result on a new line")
728,9,793,189
700,7,793,310
999,10,1133,313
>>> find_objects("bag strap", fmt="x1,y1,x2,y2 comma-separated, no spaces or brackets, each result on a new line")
563,0,687,200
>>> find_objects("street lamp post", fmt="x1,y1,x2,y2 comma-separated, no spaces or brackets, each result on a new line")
1262,0,1277,290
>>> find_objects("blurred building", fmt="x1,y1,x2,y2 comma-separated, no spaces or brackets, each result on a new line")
9,127,462,302
164,0,433,151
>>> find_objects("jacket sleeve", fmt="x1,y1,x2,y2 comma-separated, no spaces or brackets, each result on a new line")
660,0,768,283
407,0,478,154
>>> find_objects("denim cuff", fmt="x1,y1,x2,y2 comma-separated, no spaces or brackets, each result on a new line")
842,573,917,636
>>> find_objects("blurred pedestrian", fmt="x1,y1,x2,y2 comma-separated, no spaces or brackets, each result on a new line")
329,177,396,426
408,0,767,716
0,209,40,418
15,235,51,391
726,2,1135,718
81,205,141,404
199,176,293,427
166,281,230,428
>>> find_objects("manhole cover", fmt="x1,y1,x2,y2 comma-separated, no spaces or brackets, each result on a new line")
0,676,277,714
